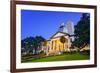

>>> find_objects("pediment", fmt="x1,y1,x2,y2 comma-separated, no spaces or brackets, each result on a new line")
50,32,69,39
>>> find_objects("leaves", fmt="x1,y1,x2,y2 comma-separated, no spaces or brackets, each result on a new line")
73,13,90,48
21,36,46,54
60,36,66,44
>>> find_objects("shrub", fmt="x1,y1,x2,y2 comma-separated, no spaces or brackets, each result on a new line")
80,50,90,55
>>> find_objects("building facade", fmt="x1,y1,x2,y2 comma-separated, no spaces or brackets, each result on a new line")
42,21,74,56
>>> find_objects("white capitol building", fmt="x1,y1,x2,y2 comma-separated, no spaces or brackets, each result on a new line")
41,20,75,56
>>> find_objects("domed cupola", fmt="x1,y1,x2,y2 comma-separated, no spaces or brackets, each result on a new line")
58,23,68,33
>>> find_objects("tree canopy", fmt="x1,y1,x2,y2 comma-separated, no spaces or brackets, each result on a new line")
21,36,45,54
60,36,66,49
73,13,90,48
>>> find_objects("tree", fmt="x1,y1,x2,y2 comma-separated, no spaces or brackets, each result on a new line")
21,36,46,55
33,36,45,54
21,37,35,54
60,36,66,49
73,13,90,48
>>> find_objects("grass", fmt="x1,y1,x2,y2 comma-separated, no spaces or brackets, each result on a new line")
22,53,90,63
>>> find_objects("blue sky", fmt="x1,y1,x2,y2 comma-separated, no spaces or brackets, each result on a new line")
21,10,85,40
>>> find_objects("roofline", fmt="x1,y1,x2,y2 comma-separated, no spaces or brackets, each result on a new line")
50,31,70,39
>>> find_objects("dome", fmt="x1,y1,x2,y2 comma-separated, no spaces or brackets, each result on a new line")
58,23,68,33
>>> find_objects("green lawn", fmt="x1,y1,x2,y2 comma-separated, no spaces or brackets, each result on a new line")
22,53,90,63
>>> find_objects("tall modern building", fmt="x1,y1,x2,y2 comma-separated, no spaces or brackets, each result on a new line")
66,21,74,35
58,21,75,41
66,21,75,41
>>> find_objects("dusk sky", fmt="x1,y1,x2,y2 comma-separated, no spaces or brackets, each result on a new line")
21,10,86,40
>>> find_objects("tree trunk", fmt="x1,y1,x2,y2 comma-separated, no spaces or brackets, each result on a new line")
34,47,37,55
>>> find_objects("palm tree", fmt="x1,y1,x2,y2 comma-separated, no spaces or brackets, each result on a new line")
60,36,66,50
